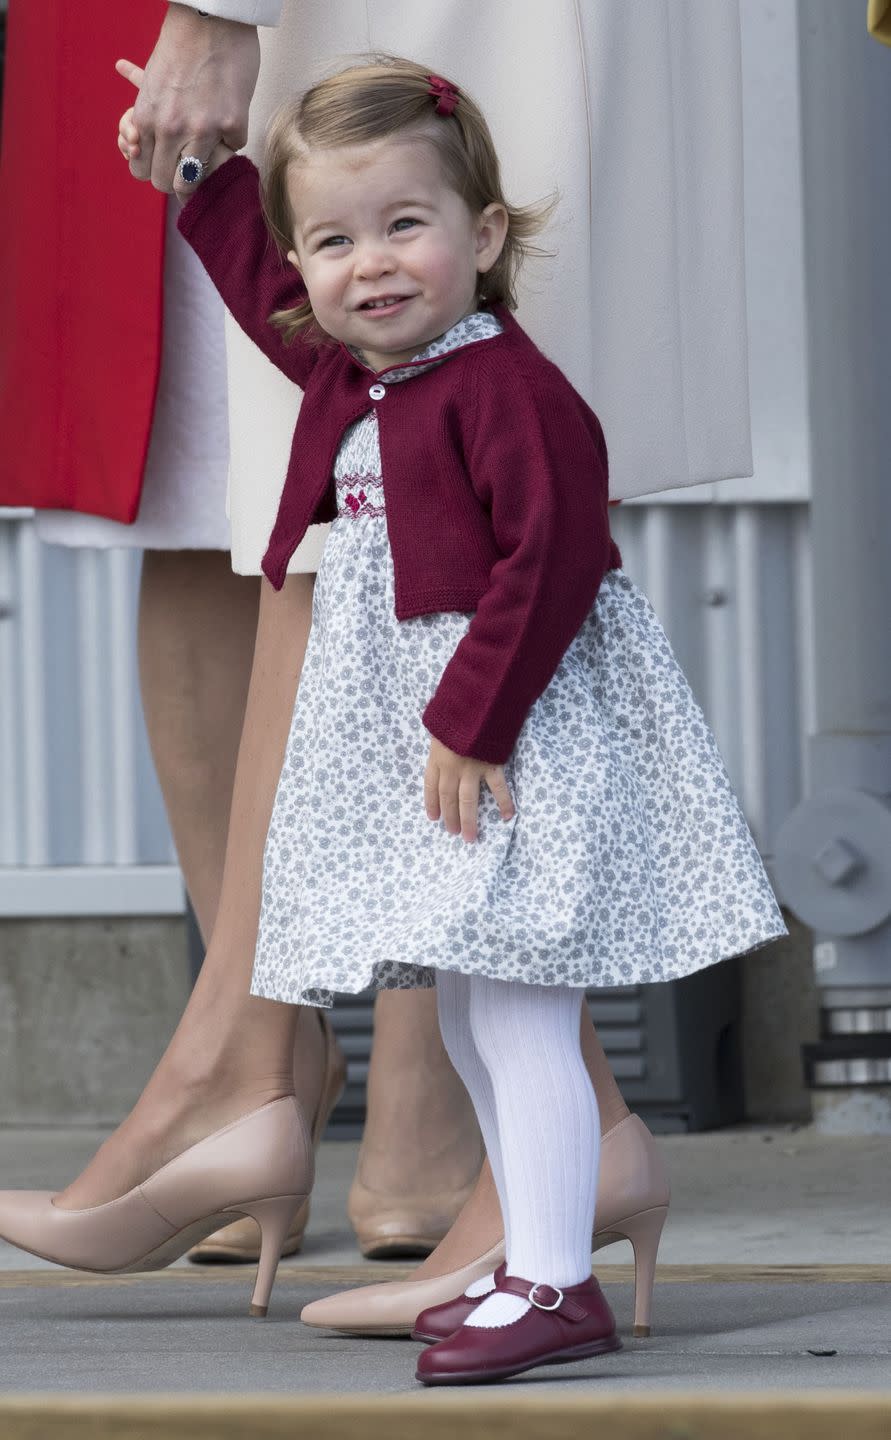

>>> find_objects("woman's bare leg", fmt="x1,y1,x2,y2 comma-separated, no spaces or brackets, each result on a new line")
137,549,260,942
139,556,485,1235
408,1001,630,1278
349,989,484,1249
579,999,631,1134
57,575,319,1208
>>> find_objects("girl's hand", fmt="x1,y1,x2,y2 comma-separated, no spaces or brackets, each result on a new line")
116,59,235,199
118,106,141,164
424,737,516,845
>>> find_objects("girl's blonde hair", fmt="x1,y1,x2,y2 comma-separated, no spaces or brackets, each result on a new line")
261,55,554,344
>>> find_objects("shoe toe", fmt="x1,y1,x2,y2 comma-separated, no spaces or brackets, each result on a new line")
301,1292,359,1328
413,1296,472,1343
415,1335,466,1381
301,1281,413,1332
0,1191,54,1250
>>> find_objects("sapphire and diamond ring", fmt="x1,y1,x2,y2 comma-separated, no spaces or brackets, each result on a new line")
177,155,206,186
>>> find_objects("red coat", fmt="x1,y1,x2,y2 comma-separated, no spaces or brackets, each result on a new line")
0,0,166,520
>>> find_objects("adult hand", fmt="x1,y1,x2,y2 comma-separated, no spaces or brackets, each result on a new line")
127,2,260,198
424,737,516,845
118,83,236,203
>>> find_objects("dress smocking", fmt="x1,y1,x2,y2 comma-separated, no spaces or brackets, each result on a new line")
251,315,786,1007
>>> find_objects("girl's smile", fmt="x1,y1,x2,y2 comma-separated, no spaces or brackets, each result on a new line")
353,295,418,323
286,137,507,372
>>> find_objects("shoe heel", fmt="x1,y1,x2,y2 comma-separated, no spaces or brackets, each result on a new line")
236,1195,306,1317
615,1204,668,1338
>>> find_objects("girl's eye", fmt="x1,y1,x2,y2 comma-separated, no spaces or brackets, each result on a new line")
391,217,419,233
319,235,350,249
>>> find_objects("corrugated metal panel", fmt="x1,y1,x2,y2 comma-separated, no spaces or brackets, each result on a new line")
610,501,813,859
0,502,810,893
0,516,173,875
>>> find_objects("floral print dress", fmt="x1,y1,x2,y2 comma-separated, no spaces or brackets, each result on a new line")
251,314,786,1007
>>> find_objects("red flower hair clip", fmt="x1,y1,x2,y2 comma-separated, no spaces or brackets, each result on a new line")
427,74,460,117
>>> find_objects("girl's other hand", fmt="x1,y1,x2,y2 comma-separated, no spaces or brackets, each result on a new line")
424,737,516,845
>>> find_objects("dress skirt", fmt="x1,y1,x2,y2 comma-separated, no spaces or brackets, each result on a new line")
251,478,786,1007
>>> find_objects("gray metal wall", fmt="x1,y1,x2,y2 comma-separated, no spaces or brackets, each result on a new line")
0,501,811,899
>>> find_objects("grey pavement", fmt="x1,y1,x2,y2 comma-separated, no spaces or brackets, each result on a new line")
0,1127,889,1394
2,1125,888,1268
1,1274,889,1395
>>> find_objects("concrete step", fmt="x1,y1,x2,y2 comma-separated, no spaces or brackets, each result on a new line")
0,1391,889,1440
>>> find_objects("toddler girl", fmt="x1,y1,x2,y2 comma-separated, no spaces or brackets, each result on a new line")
119,54,786,1386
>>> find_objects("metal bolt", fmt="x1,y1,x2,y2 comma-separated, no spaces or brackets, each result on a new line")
813,836,863,886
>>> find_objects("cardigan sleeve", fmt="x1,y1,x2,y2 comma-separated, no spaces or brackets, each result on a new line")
421,363,615,764
177,155,318,389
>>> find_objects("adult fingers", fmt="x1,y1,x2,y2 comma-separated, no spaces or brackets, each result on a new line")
115,57,146,91
170,135,218,199
118,131,141,162
458,775,481,844
486,768,516,822
219,109,251,152
127,72,201,192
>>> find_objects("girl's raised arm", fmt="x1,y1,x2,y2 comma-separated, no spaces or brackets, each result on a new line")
176,155,317,390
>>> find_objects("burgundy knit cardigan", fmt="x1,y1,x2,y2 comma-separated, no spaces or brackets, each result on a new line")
178,156,621,763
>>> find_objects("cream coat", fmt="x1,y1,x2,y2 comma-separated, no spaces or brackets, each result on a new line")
199,0,752,574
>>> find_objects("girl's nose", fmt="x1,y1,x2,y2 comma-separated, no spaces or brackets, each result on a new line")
354,244,396,281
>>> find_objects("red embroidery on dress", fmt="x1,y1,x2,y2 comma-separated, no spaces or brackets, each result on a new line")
336,473,379,491
335,473,385,520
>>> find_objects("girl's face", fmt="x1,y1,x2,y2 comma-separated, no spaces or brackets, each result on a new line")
286,135,508,372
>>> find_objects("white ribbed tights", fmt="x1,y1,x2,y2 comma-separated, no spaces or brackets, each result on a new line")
435,970,601,1328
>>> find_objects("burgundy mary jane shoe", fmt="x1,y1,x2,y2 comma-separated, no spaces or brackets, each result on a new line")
412,1263,508,1344
415,1272,621,1386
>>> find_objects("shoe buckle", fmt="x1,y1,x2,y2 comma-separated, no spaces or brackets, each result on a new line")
528,1282,564,1312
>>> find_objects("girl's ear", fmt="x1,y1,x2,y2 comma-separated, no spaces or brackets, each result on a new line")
286,248,301,273
475,203,509,277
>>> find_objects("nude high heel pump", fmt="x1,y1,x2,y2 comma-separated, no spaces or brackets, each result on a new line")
594,1201,668,1338
347,1171,482,1260
590,1112,671,1338
301,1111,670,1337
189,1014,347,1263
0,1096,312,1317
